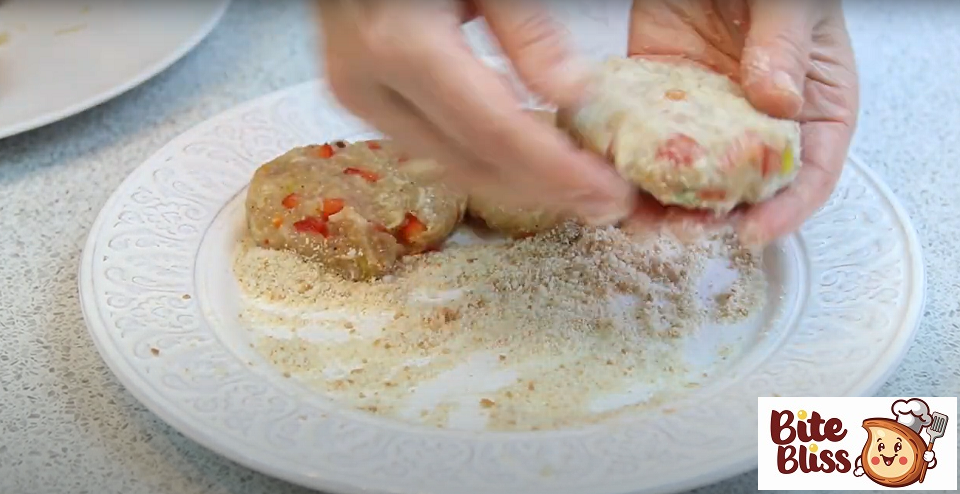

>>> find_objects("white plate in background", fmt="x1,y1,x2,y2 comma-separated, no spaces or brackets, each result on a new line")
0,0,230,139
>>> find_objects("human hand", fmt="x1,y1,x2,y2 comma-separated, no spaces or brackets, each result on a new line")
853,465,864,477
315,0,635,226
924,450,935,463
626,0,859,246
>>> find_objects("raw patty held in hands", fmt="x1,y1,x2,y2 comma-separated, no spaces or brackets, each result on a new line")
245,140,467,281
559,57,802,215
624,0,859,245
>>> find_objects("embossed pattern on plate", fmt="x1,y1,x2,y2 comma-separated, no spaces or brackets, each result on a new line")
79,75,924,494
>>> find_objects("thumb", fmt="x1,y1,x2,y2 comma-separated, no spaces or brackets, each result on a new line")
741,1,817,119
479,1,592,109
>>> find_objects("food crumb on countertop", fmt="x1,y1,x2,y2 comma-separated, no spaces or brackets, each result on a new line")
54,24,86,36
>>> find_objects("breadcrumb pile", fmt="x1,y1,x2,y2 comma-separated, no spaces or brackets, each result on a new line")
233,222,765,431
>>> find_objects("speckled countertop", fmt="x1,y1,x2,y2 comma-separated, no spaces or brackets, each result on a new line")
0,1,957,493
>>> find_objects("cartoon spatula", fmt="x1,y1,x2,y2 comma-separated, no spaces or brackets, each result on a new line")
918,412,948,483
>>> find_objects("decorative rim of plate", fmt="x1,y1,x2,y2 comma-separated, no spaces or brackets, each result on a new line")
78,79,925,494
0,0,231,140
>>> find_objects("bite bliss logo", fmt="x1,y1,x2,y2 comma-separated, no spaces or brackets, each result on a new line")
757,397,957,491
770,408,853,474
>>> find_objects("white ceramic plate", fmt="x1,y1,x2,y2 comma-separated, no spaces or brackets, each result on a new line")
0,0,230,139
79,76,925,494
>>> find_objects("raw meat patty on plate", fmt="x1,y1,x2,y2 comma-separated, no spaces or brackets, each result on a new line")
245,140,467,280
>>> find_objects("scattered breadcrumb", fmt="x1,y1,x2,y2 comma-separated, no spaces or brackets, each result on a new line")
233,221,766,431
54,24,86,36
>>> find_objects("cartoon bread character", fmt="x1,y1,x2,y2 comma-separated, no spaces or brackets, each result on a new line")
853,399,938,488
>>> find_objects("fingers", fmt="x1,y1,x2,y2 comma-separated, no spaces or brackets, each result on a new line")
737,1,856,245
742,0,820,118
480,0,593,109
619,191,746,243
353,87,504,194
388,27,635,223
317,0,634,226
627,1,743,80
318,2,503,192
737,121,851,246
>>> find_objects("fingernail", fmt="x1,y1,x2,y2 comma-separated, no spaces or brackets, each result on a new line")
741,47,771,87
577,194,636,227
738,222,767,248
580,207,627,227
772,70,803,105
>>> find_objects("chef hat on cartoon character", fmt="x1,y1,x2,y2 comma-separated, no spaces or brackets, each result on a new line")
891,399,933,433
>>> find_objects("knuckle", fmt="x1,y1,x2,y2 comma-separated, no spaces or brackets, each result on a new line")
358,14,417,64
358,25,394,60
507,27,573,96
325,67,365,111
472,123,517,160
819,163,842,189
510,14,567,61
804,168,838,206
511,11,562,44
774,32,809,64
